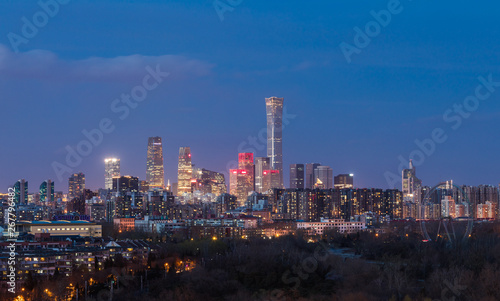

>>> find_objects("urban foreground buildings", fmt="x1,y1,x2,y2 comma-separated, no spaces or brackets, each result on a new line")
146,136,165,189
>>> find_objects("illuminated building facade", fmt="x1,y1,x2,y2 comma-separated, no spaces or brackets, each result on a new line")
193,168,227,196
104,158,120,190
314,166,333,189
305,163,320,189
255,157,271,193
39,180,54,202
290,164,305,189
13,179,28,205
237,153,255,203
262,169,280,192
68,172,85,200
334,174,354,189
402,160,422,219
177,147,193,195
146,136,165,189
112,176,139,194
266,96,284,188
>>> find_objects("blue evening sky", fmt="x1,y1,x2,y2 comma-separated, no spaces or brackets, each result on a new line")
0,0,499,192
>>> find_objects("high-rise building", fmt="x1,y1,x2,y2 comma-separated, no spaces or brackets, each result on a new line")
104,158,120,190
314,166,333,189
146,137,165,189
68,172,85,200
262,169,280,192
112,176,139,194
193,168,227,196
177,147,193,195
305,163,320,189
229,153,255,204
290,164,305,189
39,180,54,202
402,160,422,219
237,153,255,203
255,157,271,193
334,174,354,189
229,169,239,196
266,96,284,188
13,179,28,205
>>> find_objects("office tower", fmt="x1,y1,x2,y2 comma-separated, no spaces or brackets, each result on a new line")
39,180,54,202
266,96,284,188
146,137,165,189
193,168,227,196
305,163,320,189
237,153,255,203
13,179,28,205
262,169,280,192
112,176,139,194
255,157,271,193
68,172,85,200
177,147,193,195
402,160,422,219
314,166,333,189
229,169,239,196
334,174,354,189
290,164,305,189
104,158,120,190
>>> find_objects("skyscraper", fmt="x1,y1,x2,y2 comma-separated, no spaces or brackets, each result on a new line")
262,169,280,192
314,166,333,189
255,157,271,193
305,163,320,189
290,164,305,189
13,179,28,205
40,180,54,202
193,168,227,196
402,160,422,219
104,158,120,190
266,96,284,188
146,137,165,189
68,172,85,200
237,153,255,203
229,169,239,196
177,147,193,195
334,174,354,189
112,175,139,194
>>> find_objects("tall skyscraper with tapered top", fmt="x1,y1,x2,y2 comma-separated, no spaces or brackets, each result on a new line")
146,137,165,189
177,147,193,195
104,158,120,190
266,96,284,188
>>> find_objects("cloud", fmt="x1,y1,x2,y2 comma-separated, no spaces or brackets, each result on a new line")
0,44,214,82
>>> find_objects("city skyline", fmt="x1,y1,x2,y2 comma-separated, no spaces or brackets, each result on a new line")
1,2,500,300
